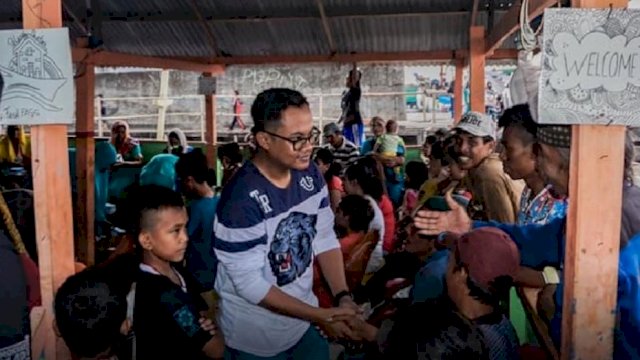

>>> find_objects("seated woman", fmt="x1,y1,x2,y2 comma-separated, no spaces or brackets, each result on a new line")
0,126,30,167
110,120,143,166
165,128,193,155
314,148,344,213
313,194,375,308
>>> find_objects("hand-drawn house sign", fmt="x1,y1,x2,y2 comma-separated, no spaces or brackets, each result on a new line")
539,8,640,126
0,28,74,125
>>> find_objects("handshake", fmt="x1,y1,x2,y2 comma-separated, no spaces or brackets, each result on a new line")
313,297,378,342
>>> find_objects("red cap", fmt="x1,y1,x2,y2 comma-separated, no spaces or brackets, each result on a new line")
455,227,520,291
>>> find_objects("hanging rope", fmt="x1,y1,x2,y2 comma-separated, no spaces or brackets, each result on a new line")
0,191,27,255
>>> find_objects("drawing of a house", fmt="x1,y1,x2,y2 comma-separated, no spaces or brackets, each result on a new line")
8,32,63,80
0,31,68,111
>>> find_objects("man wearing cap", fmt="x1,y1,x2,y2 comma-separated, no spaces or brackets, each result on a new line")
414,124,640,359
454,111,524,223
349,227,520,360
322,122,360,174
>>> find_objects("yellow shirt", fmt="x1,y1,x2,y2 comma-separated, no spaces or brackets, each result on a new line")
0,135,31,164
416,179,440,209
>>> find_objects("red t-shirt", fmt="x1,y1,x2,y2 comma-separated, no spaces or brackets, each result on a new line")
313,233,364,308
379,195,397,254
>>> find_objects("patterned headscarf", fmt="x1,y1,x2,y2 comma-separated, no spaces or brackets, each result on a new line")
110,120,139,155
536,125,572,148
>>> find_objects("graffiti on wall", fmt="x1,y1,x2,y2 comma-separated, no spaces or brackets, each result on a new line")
240,68,309,89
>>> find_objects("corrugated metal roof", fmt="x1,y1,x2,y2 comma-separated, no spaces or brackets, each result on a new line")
0,0,525,62
323,0,475,15
331,14,471,53
102,21,215,57
211,19,330,56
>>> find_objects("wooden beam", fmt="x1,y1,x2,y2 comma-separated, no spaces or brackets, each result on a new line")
485,0,558,55
315,0,337,54
202,49,517,65
453,59,464,122
49,9,509,23
563,125,626,360
471,0,480,27
61,0,88,35
70,48,517,68
469,26,486,112
561,3,627,360
203,73,217,167
71,48,225,73
74,58,96,266
187,0,219,57
23,0,75,358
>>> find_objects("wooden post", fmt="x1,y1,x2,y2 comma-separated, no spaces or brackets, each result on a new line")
469,26,485,113
453,59,464,122
22,0,75,358
156,69,171,140
203,72,217,167
75,59,96,266
561,1,628,360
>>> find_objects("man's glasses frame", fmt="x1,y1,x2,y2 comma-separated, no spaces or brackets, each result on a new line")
262,127,321,151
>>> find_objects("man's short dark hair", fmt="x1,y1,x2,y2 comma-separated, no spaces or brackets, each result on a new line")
176,148,210,184
498,104,537,145
125,185,185,238
425,135,438,146
344,157,385,201
338,195,374,233
217,142,243,164
54,268,127,358
250,88,309,133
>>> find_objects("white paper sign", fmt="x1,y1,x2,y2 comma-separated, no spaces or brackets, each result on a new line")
539,8,640,125
0,28,74,125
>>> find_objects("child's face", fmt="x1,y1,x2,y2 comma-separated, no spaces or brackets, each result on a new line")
315,159,329,175
449,162,467,181
169,134,180,147
140,207,189,263
335,208,349,230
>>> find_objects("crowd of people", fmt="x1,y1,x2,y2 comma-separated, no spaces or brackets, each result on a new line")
2,81,639,360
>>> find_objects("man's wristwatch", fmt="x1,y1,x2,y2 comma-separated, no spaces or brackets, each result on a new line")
542,266,561,285
333,290,353,306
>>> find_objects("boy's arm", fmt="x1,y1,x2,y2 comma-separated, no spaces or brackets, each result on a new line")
314,186,350,300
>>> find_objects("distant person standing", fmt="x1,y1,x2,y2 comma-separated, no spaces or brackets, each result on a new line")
230,90,246,131
339,63,365,147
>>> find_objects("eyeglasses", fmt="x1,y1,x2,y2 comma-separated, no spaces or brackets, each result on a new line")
263,128,320,151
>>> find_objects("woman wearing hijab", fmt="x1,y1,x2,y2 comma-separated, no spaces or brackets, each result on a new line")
110,120,142,166
165,128,193,155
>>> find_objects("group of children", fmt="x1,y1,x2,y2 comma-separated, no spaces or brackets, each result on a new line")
57,150,225,359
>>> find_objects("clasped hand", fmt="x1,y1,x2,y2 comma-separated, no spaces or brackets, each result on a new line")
316,297,377,342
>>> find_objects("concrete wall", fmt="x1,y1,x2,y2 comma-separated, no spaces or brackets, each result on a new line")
94,63,406,140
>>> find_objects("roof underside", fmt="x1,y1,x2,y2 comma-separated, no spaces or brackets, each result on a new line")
0,0,521,62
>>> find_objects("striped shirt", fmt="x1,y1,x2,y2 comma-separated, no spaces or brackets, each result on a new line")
213,161,339,356
324,138,360,173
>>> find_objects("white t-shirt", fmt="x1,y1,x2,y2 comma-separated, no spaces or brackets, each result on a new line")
364,195,385,273
213,162,339,356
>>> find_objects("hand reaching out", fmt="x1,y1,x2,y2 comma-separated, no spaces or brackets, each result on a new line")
413,189,472,236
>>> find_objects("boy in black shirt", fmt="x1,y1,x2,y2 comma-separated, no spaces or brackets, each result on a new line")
131,185,223,359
